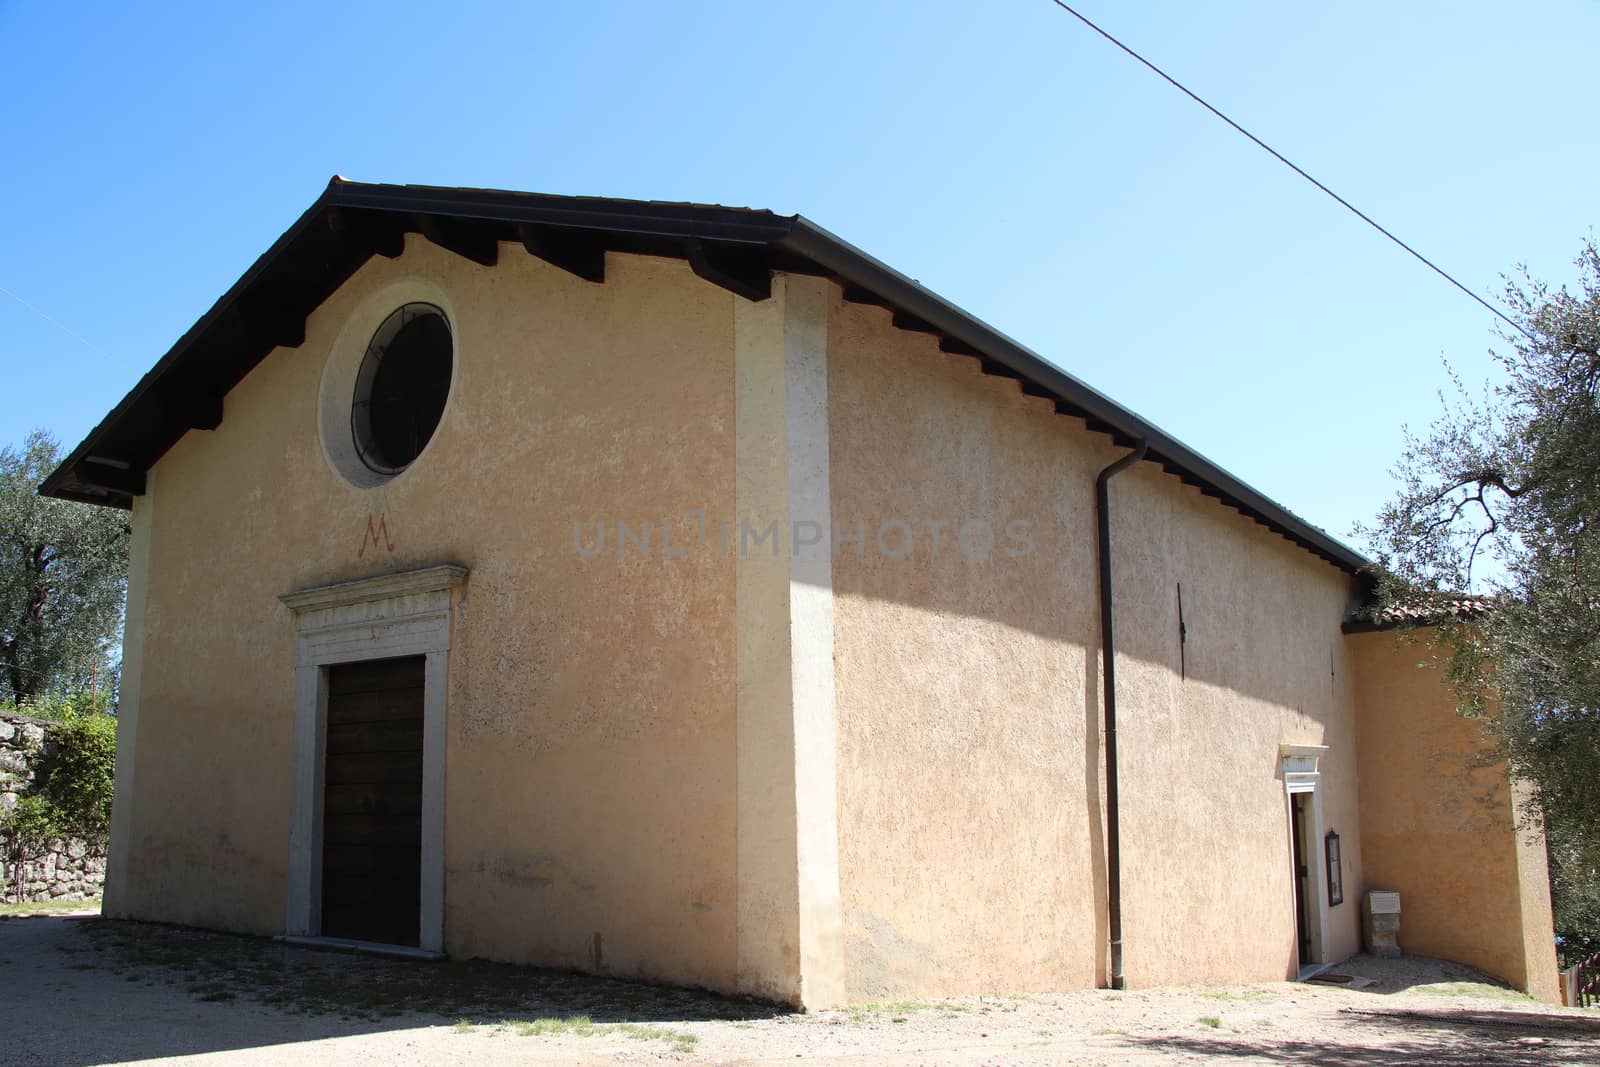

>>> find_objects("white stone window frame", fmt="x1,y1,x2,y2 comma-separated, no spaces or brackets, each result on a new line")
1281,742,1331,970
279,564,466,953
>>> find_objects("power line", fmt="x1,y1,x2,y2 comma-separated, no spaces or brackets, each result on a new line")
0,283,118,360
1045,1,1533,341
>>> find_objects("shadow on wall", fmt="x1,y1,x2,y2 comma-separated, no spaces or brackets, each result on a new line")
1083,643,1109,985
825,311,1373,993
824,314,1364,718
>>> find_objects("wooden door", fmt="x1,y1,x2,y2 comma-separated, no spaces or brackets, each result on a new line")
1290,793,1311,966
321,655,424,946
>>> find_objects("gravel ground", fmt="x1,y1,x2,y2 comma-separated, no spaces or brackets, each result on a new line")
1,911,1596,1066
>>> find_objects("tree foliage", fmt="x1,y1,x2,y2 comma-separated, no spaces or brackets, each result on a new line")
10,688,112,725
31,711,117,841
0,430,129,704
0,794,60,901
0,695,116,901
1359,239,1600,954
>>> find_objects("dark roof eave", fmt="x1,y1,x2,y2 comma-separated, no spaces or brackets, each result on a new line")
325,181,794,244
1342,619,1404,634
36,186,343,507
780,218,1372,574
40,180,1373,577
1342,597,1491,634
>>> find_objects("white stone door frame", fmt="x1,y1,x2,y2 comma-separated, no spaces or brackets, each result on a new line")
279,564,466,953
1281,743,1330,969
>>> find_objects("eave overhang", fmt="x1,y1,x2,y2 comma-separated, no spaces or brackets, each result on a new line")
41,178,1372,576
1341,595,1491,633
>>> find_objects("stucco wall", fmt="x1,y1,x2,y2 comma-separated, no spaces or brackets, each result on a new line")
109,241,1557,1004
827,296,1366,997
1109,463,1365,985
1349,631,1558,1001
117,240,741,991
1113,470,1363,991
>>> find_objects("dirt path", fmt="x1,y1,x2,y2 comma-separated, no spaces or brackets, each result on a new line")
1,913,1595,1065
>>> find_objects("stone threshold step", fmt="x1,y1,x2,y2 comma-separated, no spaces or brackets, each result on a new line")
275,935,445,961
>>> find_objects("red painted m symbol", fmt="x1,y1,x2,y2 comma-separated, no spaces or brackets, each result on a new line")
358,513,395,558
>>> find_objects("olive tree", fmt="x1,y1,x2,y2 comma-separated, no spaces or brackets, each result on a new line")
0,430,129,706
1359,239,1600,961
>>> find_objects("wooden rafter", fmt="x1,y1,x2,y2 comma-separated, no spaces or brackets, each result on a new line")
686,240,770,302
416,216,498,267
518,224,605,283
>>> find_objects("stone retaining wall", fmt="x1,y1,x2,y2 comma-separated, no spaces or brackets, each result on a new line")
0,711,107,903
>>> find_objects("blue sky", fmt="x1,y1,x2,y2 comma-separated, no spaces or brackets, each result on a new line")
2,0,1596,548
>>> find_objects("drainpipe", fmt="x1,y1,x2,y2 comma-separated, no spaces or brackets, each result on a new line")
1096,437,1146,992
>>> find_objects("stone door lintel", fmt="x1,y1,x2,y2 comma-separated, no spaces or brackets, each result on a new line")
280,563,466,954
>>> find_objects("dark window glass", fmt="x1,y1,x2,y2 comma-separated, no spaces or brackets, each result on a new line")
351,304,452,475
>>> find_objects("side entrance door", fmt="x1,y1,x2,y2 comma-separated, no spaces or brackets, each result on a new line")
321,655,425,946
1290,792,1312,966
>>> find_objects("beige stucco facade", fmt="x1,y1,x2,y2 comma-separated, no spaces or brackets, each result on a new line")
100,234,1557,1006
826,299,1370,996
110,241,743,991
1350,632,1559,1002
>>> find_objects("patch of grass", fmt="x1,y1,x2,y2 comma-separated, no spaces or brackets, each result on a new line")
1197,989,1270,1002
469,1015,696,1053
0,897,100,918
1411,980,1529,1001
846,998,962,1024
616,1022,698,1052
501,1014,599,1037
1197,1015,1222,1029
844,1004,979,1023
857,999,940,1015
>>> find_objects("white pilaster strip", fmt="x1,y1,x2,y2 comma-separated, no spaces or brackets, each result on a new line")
784,276,846,1008
735,278,799,1003
104,484,154,916
284,664,325,936
420,647,450,952
734,274,845,1008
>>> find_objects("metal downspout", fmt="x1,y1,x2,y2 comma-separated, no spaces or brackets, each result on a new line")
1096,437,1147,991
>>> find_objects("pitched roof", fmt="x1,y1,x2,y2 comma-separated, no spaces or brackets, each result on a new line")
1342,594,1491,633
41,178,1371,575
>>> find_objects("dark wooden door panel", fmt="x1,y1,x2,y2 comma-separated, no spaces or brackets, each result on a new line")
324,784,422,816
327,720,424,754
325,752,424,785
328,656,426,695
328,689,429,725
1291,793,1311,966
322,875,420,947
322,655,423,947
324,813,423,846
323,843,425,876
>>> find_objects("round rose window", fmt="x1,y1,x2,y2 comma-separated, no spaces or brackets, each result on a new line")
350,303,453,475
